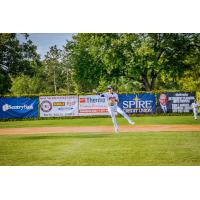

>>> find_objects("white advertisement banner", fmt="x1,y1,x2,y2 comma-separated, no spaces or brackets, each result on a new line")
40,96,78,117
79,95,109,116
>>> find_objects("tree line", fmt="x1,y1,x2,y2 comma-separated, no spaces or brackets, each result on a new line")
0,33,199,95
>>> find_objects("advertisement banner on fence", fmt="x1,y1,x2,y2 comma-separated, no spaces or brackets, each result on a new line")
79,95,109,116
157,92,195,113
118,94,156,114
0,97,38,119
39,96,78,117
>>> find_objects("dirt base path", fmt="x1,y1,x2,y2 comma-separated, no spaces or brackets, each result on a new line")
0,125,200,135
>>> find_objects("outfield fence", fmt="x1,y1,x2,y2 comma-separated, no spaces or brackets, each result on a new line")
0,92,197,119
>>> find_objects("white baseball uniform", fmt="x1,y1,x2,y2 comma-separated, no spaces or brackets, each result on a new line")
191,102,200,120
100,92,134,133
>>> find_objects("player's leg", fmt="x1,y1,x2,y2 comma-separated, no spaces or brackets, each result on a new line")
193,109,197,120
194,109,198,120
108,107,119,133
116,106,135,125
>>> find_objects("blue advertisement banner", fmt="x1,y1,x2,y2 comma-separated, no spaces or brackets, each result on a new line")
118,94,156,114
0,97,38,119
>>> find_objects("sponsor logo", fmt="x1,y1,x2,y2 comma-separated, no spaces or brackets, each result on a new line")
122,95,153,113
80,97,105,104
40,100,52,112
80,98,86,103
53,102,65,106
2,104,33,112
123,95,152,109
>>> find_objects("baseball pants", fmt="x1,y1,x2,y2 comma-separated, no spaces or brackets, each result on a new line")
108,105,132,132
193,108,198,120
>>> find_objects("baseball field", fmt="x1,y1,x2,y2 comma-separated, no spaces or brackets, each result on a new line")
0,116,200,166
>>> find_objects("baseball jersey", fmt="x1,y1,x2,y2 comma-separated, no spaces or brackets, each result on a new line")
192,102,200,109
100,92,119,107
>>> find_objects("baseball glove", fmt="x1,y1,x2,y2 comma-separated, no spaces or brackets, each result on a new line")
108,98,117,106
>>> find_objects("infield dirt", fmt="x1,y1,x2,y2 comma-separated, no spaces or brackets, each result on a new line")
0,125,200,135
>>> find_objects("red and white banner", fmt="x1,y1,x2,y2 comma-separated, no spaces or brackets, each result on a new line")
39,96,78,117
79,95,109,116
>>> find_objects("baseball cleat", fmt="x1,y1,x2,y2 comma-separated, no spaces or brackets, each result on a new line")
115,129,119,133
129,121,135,125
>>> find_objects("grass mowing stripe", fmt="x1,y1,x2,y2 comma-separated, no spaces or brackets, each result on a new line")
0,116,199,128
0,131,200,166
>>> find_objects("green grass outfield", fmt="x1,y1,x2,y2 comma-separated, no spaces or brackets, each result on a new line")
0,115,199,128
0,132,200,166
0,116,200,166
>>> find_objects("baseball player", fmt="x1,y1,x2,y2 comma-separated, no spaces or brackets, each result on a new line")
191,100,200,120
97,85,135,133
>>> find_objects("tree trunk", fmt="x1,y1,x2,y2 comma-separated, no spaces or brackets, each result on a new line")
141,75,151,91
150,76,156,90
149,69,157,90
53,67,57,94
66,68,70,94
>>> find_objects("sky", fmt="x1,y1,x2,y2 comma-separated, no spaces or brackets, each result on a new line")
17,33,74,59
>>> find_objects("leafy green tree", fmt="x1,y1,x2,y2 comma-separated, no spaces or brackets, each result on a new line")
7,33,200,95
0,68,12,95
154,33,200,91
10,75,33,95
0,33,40,94
178,66,200,91
61,49,75,94
68,33,199,92
10,64,49,95
96,33,199,91
65,34,106,92
11,44,76,95
177,34,200,91
44,45,63,94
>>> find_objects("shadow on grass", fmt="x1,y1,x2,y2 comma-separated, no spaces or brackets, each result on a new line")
19,133,113,140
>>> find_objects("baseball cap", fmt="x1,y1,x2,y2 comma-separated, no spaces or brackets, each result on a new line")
107,85,113,89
